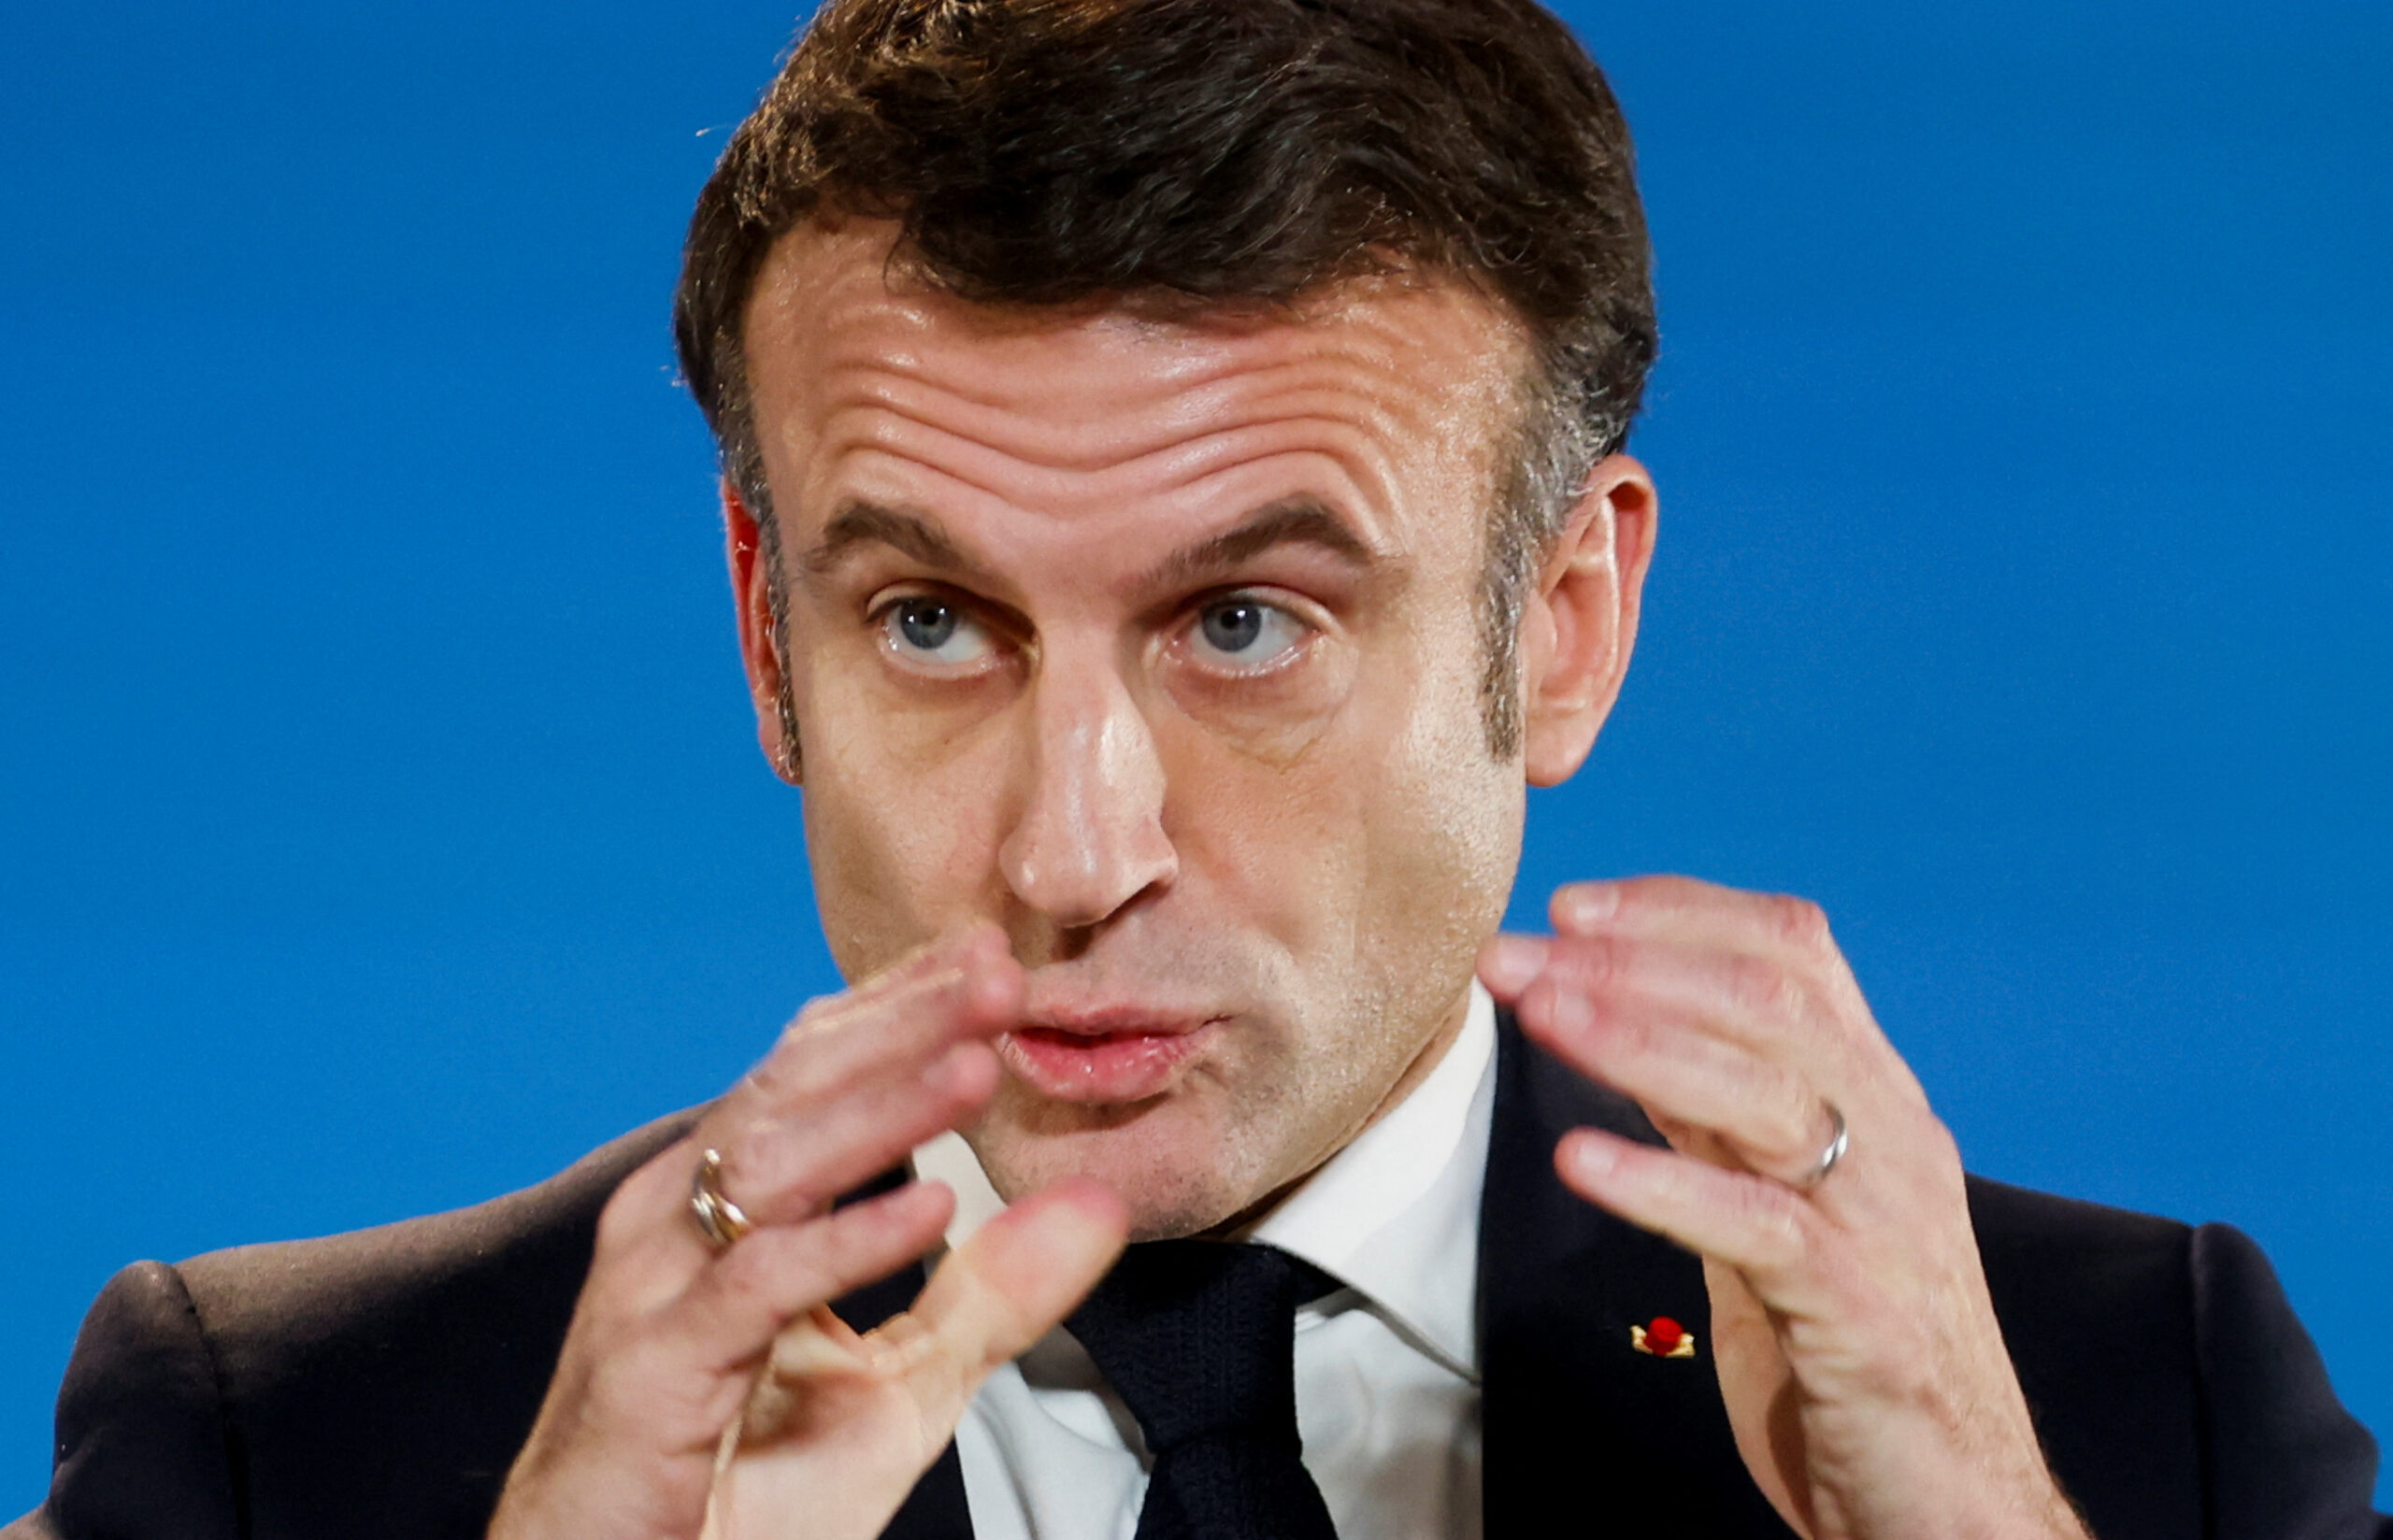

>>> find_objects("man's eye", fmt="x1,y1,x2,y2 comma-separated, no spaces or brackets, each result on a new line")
879,596,995,668
1188,597,1306,670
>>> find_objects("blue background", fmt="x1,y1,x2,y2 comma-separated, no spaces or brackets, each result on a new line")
3,0,2386,1514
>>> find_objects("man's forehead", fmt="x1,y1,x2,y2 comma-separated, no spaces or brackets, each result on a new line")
740,219,1532,449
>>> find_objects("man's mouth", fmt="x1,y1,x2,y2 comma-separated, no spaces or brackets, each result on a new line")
996,1016,1221,1104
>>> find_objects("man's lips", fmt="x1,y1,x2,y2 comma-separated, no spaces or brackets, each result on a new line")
996,1018,1221,1104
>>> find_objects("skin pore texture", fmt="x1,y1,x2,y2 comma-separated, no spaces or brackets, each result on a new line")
729,219,1648,1239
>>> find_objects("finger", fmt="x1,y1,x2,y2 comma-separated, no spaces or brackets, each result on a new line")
1476,932,1552,1001
894,1178,1129,1428
1483,928,1853,1076
1554,1128,1841,1319
1548,877,1847,976
654,1178,959,1378
716,1040,1002,1228
1514,970,1836,1184
729,923,1024,1124
595,935,1020,1285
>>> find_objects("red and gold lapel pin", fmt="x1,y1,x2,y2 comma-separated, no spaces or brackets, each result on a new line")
1630,1316,1697,1359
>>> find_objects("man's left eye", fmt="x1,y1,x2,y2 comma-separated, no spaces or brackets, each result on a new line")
1188,597,1306,670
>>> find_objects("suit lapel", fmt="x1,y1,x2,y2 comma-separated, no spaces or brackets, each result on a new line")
1479,1011,1797,1539
830,1176,977,1540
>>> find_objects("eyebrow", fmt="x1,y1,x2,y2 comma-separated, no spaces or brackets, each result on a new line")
795,493,1380,592
799,501,977,583
1139,496,1380,591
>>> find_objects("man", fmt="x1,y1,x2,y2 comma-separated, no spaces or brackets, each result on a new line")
13,2,2385,1538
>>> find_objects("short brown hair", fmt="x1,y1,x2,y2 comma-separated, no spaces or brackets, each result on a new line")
673,0,1655,757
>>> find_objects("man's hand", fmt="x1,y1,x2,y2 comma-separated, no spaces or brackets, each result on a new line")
489,923,1128,1540
1479,877,2088,1540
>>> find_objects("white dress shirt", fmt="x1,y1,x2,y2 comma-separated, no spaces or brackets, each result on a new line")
911,983,1497,1540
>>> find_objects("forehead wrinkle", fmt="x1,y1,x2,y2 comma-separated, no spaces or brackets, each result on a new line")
753,236,1531,572
815,309,1254,415
1129,429,1406,549
808,343,1443,506
802,293,1492,469
819,400,1412,559
811,354,1407,483
798,439,1049,568
808,408,1137,529
754,222,1529,438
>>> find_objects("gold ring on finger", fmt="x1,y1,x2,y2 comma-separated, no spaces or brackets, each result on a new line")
689,1148,754,1250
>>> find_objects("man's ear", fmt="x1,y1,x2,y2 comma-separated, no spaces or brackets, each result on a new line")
724,478,801,785
1517,454,1657,787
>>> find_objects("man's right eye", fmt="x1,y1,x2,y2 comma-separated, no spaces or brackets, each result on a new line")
878,595,997,670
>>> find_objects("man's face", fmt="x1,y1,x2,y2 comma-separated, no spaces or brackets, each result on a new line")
740,222,1540,1237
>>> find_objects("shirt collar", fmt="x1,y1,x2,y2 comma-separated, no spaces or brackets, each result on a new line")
1235,981,1492,1380
911,981,1496,1382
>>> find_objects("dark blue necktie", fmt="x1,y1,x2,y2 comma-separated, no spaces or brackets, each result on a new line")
1065,1241,1343,1540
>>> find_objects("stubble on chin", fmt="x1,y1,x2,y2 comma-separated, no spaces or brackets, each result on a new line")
964,1064,1302,1240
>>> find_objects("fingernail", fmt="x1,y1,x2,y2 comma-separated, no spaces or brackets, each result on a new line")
1548,984,1594,1037
1480,934,1548,994
1566,1132,1618,1179
1555,883,1621,934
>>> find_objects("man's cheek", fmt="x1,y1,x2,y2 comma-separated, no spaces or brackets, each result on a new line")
800,712,1017,977
1157,638,1359,771
1355,687,1525,976
1170,752,1372,956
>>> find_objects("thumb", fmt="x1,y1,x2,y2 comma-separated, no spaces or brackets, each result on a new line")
901,1177,1129,1420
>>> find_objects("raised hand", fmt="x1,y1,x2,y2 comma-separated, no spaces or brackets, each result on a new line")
490,923,1128,1540
700,1177,1123,1540
1480,877,2087,1540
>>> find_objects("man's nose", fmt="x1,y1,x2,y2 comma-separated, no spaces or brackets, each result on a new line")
996,648,1178,931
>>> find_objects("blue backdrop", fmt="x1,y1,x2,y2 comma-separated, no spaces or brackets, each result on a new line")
3,0,2386,1514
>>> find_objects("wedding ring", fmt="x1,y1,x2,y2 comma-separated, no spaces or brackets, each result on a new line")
689,1148,754,1250
1790,1103,1849,1191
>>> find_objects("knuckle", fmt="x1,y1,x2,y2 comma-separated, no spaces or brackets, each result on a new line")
778,993,847,1052
755,1012,853,1100
1563,933,1629,992
1768,892,1833,952
793,985,849,1028
1734,1177,1809,1268
1615,1005,1659,1051
1726,954,1796,1020
1593,1009,1651,1065
742,1048,796,1102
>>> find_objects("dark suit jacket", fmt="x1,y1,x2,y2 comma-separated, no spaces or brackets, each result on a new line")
13,1018,2387,1539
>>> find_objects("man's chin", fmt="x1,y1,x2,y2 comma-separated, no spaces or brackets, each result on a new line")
967,1082,1281,1241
